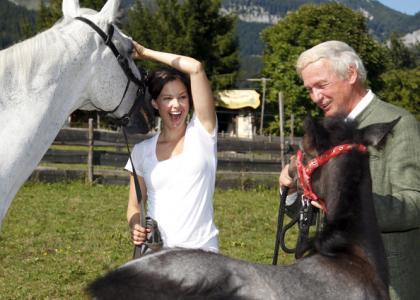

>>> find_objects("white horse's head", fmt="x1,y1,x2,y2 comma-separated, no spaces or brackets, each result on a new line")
62,0,143,119
0,0,147,228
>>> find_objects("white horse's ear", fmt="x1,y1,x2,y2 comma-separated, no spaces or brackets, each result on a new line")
98,0,121,23
62,0,80,18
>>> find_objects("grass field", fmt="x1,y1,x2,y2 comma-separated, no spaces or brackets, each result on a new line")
0,181,297,299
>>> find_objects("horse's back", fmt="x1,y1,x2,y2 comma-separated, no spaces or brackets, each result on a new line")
88,248,249,299
87,249,386,300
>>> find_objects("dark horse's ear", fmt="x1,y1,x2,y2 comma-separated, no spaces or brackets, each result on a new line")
302,115,317,154
303,115,331,154
359,117,401,147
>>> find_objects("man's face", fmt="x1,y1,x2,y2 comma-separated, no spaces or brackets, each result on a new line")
301,58,356,117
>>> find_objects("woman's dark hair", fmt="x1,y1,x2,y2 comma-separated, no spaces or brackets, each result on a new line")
147,67,193,109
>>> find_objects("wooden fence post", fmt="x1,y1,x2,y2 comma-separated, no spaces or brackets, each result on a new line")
290,113,295,146
87,118,94,185
278,92,285,169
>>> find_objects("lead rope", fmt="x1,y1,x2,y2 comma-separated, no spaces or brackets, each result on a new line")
272,188,320,264
122,127,163,259
294,197,316,259
273,187,292,265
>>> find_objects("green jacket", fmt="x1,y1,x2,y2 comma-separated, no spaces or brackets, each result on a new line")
356,96,420,300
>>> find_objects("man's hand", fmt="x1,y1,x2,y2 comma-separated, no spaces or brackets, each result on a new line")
279,156,297,193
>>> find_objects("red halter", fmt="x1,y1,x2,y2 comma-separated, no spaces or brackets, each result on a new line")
296,144,367,213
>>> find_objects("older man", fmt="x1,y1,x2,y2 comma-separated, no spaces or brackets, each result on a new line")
279,40,420,300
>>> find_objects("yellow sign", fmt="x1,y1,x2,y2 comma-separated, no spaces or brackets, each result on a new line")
216,90,260,109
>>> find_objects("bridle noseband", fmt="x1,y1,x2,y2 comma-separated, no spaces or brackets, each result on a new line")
296,144,367,213
75,16,145,115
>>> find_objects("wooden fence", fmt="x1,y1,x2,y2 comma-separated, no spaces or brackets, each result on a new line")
33,123,300,188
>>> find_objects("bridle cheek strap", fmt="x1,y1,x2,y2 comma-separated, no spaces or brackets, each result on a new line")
296,144,367,214
74,16,145,115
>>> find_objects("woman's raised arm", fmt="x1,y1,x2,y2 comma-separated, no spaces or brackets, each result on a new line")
132,42,216,133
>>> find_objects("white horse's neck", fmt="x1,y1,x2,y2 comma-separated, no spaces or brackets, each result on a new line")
0,22,98,226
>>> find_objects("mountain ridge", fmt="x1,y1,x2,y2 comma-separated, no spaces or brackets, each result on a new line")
220,0,419,54
3,0,419,57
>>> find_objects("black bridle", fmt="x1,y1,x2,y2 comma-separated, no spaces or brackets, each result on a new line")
75,16,145,115
75,17,161,256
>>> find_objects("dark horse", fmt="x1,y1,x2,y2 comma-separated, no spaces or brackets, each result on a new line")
88,116,398,299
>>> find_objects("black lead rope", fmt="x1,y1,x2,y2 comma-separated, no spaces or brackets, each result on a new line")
122,127,162,259
273,189,320,265
272,187,289,265
294,199,315,259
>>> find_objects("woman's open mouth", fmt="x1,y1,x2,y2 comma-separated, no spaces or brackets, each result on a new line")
169,111,182,123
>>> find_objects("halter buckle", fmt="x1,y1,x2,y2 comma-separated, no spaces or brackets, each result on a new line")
300,197,311,224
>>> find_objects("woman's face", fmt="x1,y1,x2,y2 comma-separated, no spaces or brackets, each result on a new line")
152,79,190,129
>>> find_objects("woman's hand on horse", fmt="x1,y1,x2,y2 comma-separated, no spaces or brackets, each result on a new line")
130,223,150,245
131,41,145,60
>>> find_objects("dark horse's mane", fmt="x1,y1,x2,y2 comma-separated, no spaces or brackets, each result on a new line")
306,118,365,257
303,117,392,292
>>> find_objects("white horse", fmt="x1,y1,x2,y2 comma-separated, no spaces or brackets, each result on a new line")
0,0,143,228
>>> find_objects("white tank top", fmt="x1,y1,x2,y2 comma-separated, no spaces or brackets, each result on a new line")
125,114,219,252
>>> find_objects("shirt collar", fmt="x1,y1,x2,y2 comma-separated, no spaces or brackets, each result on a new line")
347,90,374,120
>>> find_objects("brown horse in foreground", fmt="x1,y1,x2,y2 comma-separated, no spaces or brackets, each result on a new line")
88,116,398,299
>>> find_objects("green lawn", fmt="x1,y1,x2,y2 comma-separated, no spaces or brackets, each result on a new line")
0,181,297,299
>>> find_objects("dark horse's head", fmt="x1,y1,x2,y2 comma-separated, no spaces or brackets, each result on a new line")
293,115,399,290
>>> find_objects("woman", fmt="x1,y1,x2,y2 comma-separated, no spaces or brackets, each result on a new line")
125,41,219,252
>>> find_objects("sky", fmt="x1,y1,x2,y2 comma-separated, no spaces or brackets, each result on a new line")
377,0,420,15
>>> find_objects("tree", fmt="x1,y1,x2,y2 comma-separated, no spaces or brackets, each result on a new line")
81,0,107,11
378,67,420,120
0,0,36,48
36,0,106,31
388,33,416,69
16,18,33,40
125,0,239,90
36,0,61,31
409,43,420,67
260,3,390,135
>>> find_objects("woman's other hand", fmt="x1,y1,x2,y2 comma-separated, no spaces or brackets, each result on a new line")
130,223,150,245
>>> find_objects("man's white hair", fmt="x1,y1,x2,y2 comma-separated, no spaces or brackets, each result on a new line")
296,40,367,82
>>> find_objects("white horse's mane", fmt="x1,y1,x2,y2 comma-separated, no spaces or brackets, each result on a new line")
0,29,60,85
0,8,97,85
